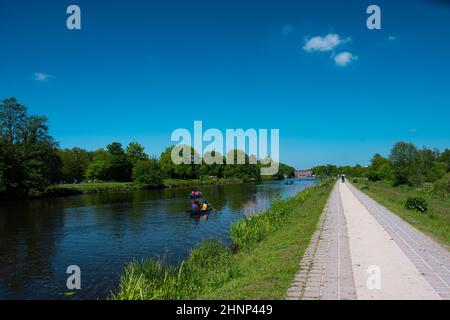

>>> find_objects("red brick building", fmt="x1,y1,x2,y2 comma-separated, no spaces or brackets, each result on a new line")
294,169,313,179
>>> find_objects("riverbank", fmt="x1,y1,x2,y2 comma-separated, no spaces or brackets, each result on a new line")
43,178,243,197
110,180,333,300
352,179,450,247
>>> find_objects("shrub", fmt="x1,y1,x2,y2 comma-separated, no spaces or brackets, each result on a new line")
405,197,428,213
433,173,450,196
132,159,163,186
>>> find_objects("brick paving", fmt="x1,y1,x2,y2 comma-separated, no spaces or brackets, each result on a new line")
346,182,450,300
288,181,450,300
287,183,356,300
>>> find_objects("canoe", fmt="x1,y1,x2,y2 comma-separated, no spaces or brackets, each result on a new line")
189,207,212,214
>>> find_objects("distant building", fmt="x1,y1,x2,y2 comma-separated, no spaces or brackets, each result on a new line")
295,169,312,179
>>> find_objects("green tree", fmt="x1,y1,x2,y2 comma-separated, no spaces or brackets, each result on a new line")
223,150,260,181
132,159,163,186
426,162,448,183
0,97,62,198
439,149,450,172
0,97,27,144
126,142,148,166
106,142,132,181
367,154,392,181
85,149,110,181
389,142,423,186
312,165,338,178
58,148,92,183
160,146,177,179
198,150,224,178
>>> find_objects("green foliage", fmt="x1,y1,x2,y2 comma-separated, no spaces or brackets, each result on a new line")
367,153,392,181
85,143,132,182
312,164,337,178
112,181,333,300
230,184,318,249
126,142,148,166
106,142,132,181
223,150,261,182
439,149,450,171
111,240,233,300
405,197,429,213
389,142,423,186
433,173,450,196
85,149,110,181
58,148,92,183
0,97,62,198
426,162,448,183
132,159,163,186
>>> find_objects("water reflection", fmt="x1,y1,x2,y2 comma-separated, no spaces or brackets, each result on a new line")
0,179,317,299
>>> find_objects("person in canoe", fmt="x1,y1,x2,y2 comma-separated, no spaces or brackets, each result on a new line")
189,194,211,213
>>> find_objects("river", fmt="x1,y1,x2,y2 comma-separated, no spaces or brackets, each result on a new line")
0,179,318,299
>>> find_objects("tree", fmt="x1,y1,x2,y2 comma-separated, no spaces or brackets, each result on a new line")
367,154,392,181
312,165,338,178
126,142,148,166
198,150,224,178
0,97,62,198
223,150,260,181
0,97,27,144
160,146,176,179
440,149,450,172
58,148,92,183
85,149,110,181
389,142,423,186
132,159,163,186
426,162,448,183
106,142,132,181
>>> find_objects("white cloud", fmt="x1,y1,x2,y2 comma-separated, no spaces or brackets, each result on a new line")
408,128,417,133
333,52,357,66
282,24,294,36
303,34,350,52
34,72,53,81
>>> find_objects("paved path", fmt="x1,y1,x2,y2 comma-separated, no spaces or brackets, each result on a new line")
288,181,450,300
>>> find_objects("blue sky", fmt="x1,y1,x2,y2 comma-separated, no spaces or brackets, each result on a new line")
1,0,449,168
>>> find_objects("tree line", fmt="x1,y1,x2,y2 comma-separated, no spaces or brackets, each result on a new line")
0,98,295,198
312,142,450,194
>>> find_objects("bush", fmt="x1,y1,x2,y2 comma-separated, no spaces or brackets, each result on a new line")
433,173,450,196
132,159,163,186
405,197,428,213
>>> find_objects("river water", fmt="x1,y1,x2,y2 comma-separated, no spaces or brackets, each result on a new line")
0,179,318,299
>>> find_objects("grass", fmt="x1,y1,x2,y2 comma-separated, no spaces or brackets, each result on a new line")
110,180,333,300
46,178,243,196
47,182,137,195
352,179,450,247
163,178,242,188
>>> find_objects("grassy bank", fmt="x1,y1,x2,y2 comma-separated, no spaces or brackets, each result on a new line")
110,180,333,300
352,179,450,247
45,178,243,197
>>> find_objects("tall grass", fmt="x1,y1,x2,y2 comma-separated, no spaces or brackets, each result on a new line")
111,181,332,300
111,240,234,300
230,187,314,249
